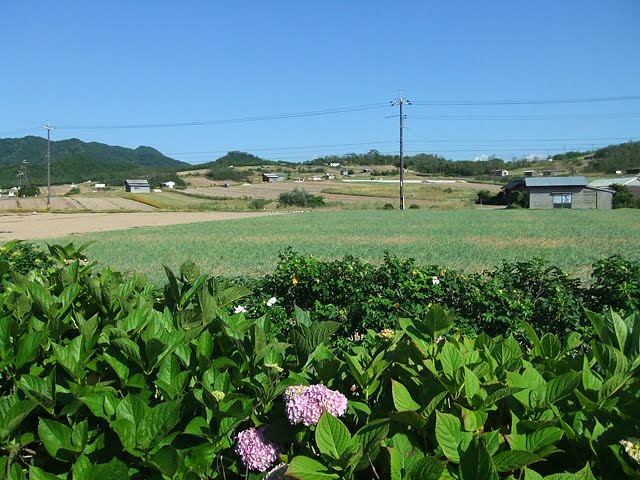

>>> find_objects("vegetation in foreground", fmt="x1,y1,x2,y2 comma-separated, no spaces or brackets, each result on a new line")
0,242,639,478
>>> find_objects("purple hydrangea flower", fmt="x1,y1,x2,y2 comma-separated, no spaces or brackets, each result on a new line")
235,426,280,472
284,384,348,426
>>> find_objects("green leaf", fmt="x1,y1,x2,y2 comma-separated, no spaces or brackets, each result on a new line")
518,319,542,356
72,456,129,480
406,456,446,480
421,304,454,338
391,379,421,411
137,400,181,451
606,310,629,352
464,366,481,402
526,427,564,455
524,467,545,480
483,387,523,408
461,406,488,432
0,395,36,442
459,436,498,480
28,466,65,480
388,433,425,479
440,341,463,379
15,331,47,369
286,456,339,480
316,411,352,461
540,333,561,359
545,371,580,405
435,411,463,463
38,418,80,461
354,419,389,469
151,445,179,478
493,450,543,472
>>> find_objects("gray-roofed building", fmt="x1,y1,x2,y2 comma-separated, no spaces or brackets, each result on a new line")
124,179,151,193
262,173,284,183
525,176,612,209
588,176,640,188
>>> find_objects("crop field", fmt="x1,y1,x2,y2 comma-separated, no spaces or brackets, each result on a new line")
51,208,640,285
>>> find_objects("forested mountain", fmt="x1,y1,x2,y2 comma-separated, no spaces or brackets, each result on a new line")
0,136,188,187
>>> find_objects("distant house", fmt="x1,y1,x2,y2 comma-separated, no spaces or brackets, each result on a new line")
324,174,336,180
490,169,509,177
162,181,176,189
523,170,538,177
526,176,612,210
124,179,151,193
94,183,106,191
340,170,351,176
262,173,284,183
589,176,640,189
328,162,341,167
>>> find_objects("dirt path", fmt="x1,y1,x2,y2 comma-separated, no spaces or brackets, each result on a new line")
0,211,284,242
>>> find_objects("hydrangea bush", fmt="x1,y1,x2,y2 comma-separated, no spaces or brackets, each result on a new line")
0,243,639,479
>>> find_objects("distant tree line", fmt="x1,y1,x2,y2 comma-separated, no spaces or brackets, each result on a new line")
587,141,640,173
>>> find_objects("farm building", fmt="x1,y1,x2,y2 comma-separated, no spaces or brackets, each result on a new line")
124,179,151,193
490,169,509,177
262,173,284,183
161,181,176,189
588,176,640,188
526,177,613,209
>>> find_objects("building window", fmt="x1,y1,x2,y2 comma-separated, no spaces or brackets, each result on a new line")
553,193,572,209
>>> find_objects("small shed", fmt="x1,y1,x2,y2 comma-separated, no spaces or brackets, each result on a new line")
490,169,509,177
262,173,284,183
162,181,176,189
124,179,151,193
525,176,612,210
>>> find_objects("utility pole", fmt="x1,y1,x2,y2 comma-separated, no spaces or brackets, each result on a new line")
391,92,410,210
44,123,52,210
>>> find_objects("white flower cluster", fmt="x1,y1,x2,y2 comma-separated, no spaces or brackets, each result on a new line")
620,437,640,464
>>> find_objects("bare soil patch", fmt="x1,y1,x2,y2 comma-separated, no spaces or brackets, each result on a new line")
0,211,282,242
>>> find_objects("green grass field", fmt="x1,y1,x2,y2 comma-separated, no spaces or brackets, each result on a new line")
52,209,640,285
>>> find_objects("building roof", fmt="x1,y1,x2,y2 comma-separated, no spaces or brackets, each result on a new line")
125,179,150,185
262,173,283,178
525,176,587,188
588,177,639,187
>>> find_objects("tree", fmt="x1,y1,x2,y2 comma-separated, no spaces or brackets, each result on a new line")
611,184,639,208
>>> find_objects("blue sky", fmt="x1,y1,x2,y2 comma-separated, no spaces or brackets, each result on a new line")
2,1,639,164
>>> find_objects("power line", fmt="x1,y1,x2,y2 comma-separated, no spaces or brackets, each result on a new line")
406,136,635,144
0,126,43,136
411,95,640,106
53,103,390,130
410,113,640,120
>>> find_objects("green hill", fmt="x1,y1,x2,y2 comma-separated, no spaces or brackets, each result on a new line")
194,150,296,169
0,136,189,187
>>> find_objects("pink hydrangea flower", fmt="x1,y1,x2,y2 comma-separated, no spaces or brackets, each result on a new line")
235,426,280,472
284,384,348,426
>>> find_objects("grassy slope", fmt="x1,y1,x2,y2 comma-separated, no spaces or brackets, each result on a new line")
51,209,640,285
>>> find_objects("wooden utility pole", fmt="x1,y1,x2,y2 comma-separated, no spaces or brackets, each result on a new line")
44,123,52,210
392,93,410,210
